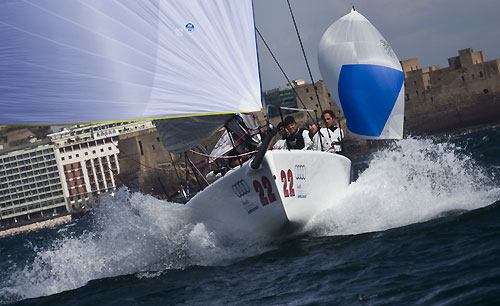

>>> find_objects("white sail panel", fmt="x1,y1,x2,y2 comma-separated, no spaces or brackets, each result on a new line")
318,9,405,139
209,130,233,163
0,0,262,125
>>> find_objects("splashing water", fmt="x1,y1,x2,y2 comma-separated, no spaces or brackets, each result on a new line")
306,137,500,236
2,189,274,301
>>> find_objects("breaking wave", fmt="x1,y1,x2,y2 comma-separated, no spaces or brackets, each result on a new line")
306,136,500,236
1,189,274,301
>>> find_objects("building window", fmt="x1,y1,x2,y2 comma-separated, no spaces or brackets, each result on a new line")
309,96,313,100
461,76,465,81
405,94,410,100
479,71,483,78
472,74,475,79
416,91,419,96
305,88,309,93
138,141,144,156
483,89,489,94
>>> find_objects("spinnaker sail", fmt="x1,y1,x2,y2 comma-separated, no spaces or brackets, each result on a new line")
0,0,262,125
318,9,404,139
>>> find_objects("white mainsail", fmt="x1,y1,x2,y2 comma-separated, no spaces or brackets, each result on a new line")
0,0,262,126
318,9,405,139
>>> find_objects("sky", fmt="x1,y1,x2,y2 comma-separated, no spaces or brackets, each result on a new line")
253,0,500,91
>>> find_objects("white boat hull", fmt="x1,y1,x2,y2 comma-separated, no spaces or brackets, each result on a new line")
188,150,351,238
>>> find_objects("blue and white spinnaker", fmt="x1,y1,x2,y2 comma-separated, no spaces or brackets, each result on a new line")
318,9,404,139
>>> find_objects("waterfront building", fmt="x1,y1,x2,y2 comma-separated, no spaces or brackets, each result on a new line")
291,79,343,118
0,141,66,228
263,82,297,117
49,121,155,210
0,121,155,230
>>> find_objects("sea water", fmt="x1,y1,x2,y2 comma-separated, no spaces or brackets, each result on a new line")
1,127,500,305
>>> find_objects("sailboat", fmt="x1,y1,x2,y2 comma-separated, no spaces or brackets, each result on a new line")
0,2,404,237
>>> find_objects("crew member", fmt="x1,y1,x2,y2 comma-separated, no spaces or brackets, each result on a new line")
205,149,248,183
284,116,306,150
315,110,344,153
272,122,288,150
304,119,319,150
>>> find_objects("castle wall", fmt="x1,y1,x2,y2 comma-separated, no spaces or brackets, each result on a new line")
402,48,500,134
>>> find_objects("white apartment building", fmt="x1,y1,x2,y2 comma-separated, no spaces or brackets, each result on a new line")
49,121,155,210
0,121,155,229
0,141,67,228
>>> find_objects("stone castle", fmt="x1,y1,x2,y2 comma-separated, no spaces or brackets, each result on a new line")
402,48,500,134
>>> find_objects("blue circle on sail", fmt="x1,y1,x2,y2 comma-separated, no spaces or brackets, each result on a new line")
185,23,195,33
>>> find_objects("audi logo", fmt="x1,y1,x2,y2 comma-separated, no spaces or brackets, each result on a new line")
295,164,306,180
232,179,250,197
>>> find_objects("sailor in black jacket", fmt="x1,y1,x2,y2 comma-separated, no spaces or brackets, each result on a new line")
284,116,306,150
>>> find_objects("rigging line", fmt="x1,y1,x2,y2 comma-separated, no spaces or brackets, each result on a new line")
196,144,220,171
280,106,315,112
255,27,315,123
189,150,258,159
186,155,209,189
285,0,325,114
108,127,255,172
112,141,201,172
183,152,190,198
224,123,242,166
168,152,184,192
285,0,327,151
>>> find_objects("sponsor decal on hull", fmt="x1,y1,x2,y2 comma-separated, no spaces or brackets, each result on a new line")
233,180,259,214
241,199,259,214
294,164,308,198
232,180,250,197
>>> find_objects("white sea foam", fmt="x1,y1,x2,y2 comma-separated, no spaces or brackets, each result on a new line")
306,137,500,236
3,189,272,300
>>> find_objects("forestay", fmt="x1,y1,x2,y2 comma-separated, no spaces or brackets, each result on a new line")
318,9,405,139
0,0,262,125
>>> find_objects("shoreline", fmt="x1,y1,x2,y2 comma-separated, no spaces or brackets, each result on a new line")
0,215,72,238
1,123,498,238
343,121,500,159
